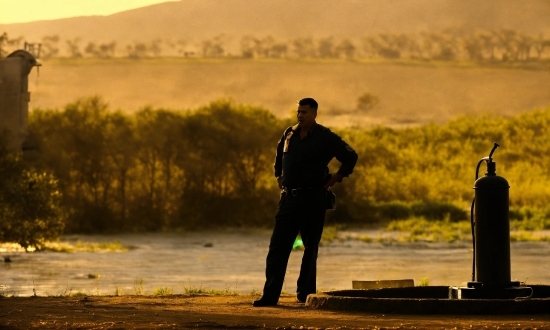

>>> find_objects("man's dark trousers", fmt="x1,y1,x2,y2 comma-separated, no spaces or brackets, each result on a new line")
261,188,326,302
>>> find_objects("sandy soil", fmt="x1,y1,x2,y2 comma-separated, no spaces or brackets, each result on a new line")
1,295,549,329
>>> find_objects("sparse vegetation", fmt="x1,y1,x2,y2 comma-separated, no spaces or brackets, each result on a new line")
133,278,144,295
0,240,128,253
385,218,472,243
352,217,550,243
71,292,88,297
510,232,550,242
2,283,261,297
183,285,239,296
4,29,550,63
321,225,344,244
44,240,128,253
154,287,173,295
418,277,430,286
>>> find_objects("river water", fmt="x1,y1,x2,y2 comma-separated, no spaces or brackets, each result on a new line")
1,230,549,297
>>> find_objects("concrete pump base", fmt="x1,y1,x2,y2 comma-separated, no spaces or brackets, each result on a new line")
305,285,550,314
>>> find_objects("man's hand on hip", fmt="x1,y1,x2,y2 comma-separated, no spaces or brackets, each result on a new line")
324,173,344,190
277,176,283,189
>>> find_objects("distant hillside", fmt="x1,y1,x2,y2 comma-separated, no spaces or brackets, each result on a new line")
2,0,550,45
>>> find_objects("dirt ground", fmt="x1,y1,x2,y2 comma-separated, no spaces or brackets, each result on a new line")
1,295,549,329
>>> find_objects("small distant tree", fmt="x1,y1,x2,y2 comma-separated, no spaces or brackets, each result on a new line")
201,35,225,57
84,42,99,57
0,32,23,58
149,39,162,57
478,31,497,60
127,42,149,58
292,37,316,58
463,35,483,60
0,32,8,58
99,41,117,58
41,35,60,59
534,34,550,59
496,29,520,61
334,39,356,59
318,37,334,58
356,92,380,112
240,35,257,58
66,38,83,58
270,42,288,58
517,33,534,60
257,36,274,57
85,41,116,58
174,39,188,56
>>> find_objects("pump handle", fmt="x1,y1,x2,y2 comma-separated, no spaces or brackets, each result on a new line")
488,142,500,162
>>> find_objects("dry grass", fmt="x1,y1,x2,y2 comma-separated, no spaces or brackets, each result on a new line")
30,58,550,127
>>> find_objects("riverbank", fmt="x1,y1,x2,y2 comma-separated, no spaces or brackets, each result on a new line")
2,231,550,298
1,294,549,329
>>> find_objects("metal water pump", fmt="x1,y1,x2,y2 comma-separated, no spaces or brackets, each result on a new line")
452,143,532,299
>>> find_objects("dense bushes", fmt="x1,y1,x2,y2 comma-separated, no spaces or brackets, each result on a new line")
26,97,288,232
20,97,550,233
330,109,550,227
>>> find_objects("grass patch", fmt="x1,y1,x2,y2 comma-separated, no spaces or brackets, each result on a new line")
376,217,550,243
510,231,550,242
358,236,373,243
154,287,173,295
71,292,88,297
183,285,239,296
133,278,144,295
43,240,129,252
0,241,129,253
418,277,430,286
321,225,344,244
0,243,35,253
385,217,472,243
510,207,550,231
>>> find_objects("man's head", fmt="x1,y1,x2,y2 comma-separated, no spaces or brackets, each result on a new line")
297,98,318,129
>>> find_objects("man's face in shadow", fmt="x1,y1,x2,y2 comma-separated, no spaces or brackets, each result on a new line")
297,105,317,128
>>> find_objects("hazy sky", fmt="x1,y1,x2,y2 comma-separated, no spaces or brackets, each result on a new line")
0,0,178,24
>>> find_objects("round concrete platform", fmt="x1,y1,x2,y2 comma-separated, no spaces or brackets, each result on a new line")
305,285,550,314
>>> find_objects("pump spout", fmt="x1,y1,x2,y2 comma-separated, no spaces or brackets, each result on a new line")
488,142,500,162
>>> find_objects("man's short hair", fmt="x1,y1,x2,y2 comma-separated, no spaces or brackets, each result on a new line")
298,98,318,111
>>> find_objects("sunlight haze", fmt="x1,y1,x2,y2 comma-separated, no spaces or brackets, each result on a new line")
0,0,178,24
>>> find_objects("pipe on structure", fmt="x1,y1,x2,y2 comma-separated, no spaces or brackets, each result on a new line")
0,50,40,151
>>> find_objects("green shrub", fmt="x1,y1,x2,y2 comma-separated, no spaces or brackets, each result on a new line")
410,201,468,222
0,151,64,250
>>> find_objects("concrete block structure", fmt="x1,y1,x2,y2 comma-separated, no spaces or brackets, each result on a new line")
0,50,40,151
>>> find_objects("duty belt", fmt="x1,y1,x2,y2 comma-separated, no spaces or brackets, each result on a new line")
282,186,321,196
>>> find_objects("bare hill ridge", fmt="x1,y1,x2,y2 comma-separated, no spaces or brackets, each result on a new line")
2,0,550,44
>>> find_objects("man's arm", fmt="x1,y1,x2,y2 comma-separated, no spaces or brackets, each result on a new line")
324,131,358,189
274,128,290,189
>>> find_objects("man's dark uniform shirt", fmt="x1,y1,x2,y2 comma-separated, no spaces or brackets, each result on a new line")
274,123,357,188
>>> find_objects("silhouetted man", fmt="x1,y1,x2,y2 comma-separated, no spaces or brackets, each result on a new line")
253,97,358,306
